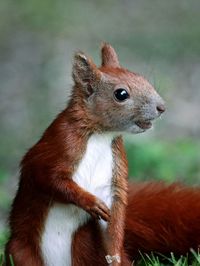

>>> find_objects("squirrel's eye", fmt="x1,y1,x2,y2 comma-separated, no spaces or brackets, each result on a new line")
114,88,130,102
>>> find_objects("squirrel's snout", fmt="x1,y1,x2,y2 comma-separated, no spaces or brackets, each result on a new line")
156,104,166,114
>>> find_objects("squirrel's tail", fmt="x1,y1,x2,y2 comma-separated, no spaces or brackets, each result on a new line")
125,181,200,261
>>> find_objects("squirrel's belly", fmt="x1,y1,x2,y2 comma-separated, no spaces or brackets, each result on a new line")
41,204,89,266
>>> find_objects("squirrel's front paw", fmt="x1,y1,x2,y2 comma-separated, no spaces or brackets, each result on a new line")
86,198,110,222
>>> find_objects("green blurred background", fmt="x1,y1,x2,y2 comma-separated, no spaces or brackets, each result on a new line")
0,0,200,252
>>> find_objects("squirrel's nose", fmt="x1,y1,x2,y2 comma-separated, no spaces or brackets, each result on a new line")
156,104,165,114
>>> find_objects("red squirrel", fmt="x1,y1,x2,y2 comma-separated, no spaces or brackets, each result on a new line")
73,181,200,264
5,43,165,266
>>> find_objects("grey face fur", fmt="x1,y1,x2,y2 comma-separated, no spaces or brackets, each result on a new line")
87,70,165,134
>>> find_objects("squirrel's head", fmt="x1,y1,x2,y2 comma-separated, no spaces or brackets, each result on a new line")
72,43,165,134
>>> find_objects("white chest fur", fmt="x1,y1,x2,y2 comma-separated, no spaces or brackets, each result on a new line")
73,133,114,210
41,134,114,266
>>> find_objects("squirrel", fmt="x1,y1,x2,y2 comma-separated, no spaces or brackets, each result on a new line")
73,181,200,264
5,43,165,266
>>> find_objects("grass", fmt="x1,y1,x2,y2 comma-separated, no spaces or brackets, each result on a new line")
0,229,9,255
0,251,200,266
137,250,200,266
0,253,14,266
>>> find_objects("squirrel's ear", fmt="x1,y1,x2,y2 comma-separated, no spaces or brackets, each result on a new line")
101,43,120,68
72,52,101,90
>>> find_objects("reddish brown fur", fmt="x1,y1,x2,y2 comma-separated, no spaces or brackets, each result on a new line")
101,43,120,68
125,181,200,261
105,137,129,264
72,181,200,264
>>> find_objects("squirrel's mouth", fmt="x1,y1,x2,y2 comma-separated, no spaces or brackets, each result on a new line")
135,120,152,129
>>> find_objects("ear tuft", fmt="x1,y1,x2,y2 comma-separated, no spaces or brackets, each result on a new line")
101,43,120,68
74,52,88,65
72,51,100,89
